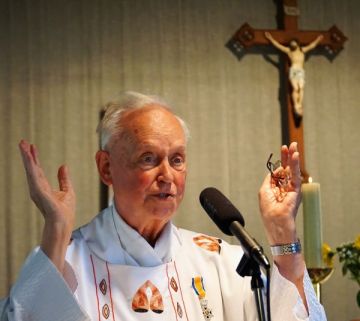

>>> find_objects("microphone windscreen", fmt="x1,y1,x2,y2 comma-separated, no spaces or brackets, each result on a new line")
199,187,245,236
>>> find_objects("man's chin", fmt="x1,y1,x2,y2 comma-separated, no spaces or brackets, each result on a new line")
151,205,177,220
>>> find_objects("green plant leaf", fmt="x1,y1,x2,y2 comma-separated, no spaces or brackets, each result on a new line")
342,265,348,276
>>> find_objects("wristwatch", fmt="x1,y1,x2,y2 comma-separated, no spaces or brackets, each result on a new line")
270,239,302,256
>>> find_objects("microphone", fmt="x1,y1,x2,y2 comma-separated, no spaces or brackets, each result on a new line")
199,187,270,269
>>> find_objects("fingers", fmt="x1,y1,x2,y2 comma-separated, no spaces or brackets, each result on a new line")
30,143,40,165
19,140,39,184
19,140,39,175
280,142,298,168
288,142,299,174
278,142,301,189
290,151,301,187
20,140,73,195
288,142,298,154
281,145,289,168
19,140,42,173
286,142,301,188
19,139,32,167
19,140,51,198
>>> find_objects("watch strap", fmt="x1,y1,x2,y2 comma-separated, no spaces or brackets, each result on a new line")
270,239,302,256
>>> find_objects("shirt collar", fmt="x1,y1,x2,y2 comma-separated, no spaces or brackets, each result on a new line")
79,204,182,267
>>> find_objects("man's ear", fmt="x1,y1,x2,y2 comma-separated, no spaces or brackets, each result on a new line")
95,150,112,186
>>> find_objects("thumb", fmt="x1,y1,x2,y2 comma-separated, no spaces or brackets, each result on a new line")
58,165,74,193
261,173,272,189
259,173,272,199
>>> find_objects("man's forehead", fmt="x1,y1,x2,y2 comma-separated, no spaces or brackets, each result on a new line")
137,141,187,151
114,105,186,149
121,105,183,134
121,104,171,123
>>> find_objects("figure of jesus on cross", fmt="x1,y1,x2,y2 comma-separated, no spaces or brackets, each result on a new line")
227,0,347,179
265,32,323,117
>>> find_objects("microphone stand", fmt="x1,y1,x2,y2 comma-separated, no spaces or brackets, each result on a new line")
236,254,268,321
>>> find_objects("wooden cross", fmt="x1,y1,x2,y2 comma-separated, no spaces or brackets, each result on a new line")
227,0,347,181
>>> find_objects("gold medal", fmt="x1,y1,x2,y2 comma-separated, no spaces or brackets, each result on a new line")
192,276,214,320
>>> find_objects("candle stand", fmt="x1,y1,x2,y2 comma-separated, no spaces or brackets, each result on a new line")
307,267,333,301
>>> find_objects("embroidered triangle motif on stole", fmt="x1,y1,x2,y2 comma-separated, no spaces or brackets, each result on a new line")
131,280,164,314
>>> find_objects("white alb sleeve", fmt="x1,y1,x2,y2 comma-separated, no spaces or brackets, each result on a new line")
270,264,327,321
0,248,89,321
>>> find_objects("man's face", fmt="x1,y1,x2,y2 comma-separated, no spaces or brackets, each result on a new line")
289,40,299,51
107,105,187,228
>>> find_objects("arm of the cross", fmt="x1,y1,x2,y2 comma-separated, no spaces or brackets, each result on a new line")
229,23,347,58
302,34,324,53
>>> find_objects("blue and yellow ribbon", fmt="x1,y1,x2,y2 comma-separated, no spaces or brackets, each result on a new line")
192,276,206,299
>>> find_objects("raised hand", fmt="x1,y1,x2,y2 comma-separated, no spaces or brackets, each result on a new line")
19,140,76,273
258,142,307,307
258,142,302,245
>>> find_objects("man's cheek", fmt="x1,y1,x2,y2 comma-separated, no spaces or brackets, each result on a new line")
177,174,187,194
137,174,153,188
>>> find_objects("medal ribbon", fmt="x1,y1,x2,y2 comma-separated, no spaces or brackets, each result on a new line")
192,276,206,299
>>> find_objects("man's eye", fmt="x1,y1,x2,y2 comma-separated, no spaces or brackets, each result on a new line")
140,154,156,165
172,156,185,167
141,155,155,164
144,156,154,163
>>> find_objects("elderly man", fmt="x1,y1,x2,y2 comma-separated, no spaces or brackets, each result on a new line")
0,92,326,320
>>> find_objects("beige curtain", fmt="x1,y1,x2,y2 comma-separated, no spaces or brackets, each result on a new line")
1,1,359,320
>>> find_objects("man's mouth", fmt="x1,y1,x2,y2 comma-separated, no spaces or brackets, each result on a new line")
155,193,174,199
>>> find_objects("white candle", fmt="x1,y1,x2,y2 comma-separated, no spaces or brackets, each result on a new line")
302,178,323,268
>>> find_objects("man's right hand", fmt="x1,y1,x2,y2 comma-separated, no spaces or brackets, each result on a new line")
19,140,76,273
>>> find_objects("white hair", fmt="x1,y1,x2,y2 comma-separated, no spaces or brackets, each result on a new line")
97,91,190,150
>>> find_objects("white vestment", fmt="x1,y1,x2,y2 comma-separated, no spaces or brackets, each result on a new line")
0,205,327,321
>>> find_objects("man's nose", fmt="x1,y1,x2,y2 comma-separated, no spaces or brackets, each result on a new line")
157,160,174,183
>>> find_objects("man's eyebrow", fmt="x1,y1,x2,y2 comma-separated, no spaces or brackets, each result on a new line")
136,143,157,151
138,142,186,149
174,146,186,153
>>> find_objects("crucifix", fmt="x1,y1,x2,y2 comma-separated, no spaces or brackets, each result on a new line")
227,0,347,181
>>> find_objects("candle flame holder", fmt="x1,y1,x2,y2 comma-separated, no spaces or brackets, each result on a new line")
307,267,334,301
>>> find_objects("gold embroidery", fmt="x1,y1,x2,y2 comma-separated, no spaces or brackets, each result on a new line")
102,304,110,319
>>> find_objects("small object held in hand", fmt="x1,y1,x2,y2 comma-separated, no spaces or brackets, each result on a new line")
266,153,290,201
